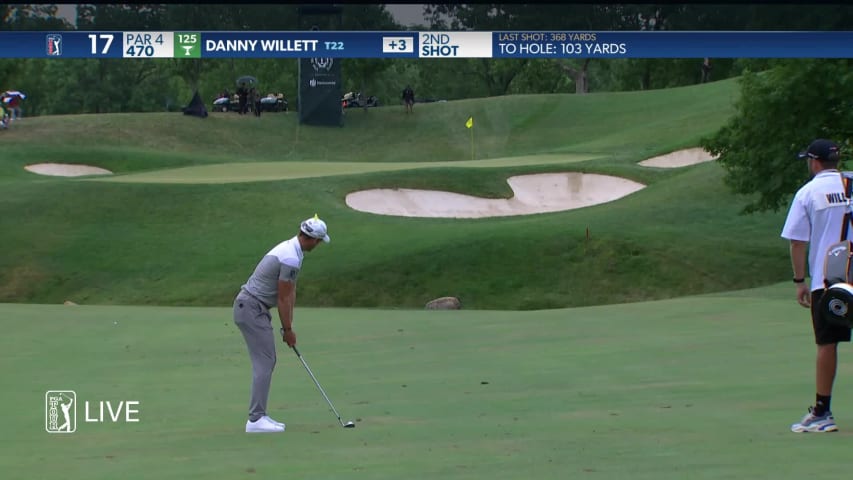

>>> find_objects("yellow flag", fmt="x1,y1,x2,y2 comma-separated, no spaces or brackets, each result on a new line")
465,116,473,129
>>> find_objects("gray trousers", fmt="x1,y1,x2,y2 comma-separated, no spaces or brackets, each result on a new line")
234,291,276,422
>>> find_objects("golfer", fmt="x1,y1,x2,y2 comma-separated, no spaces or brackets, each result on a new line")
57,394,74,432
782,138,846,433
233,215,330,433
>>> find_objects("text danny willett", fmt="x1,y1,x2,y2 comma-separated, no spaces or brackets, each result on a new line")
206,39,322,52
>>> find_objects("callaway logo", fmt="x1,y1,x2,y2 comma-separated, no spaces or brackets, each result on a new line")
829,298,849,316
829,245,848,257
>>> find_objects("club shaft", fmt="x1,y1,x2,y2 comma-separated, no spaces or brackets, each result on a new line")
292,346,345,427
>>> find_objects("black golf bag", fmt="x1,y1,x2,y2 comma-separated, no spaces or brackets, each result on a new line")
820,241,853,328
818,172,853,329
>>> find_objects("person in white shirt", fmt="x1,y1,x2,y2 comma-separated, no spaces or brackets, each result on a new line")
781,138,845,433
233,215,330,433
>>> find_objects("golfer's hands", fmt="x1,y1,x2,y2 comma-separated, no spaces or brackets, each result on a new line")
282,328,297,347
796,283,811,308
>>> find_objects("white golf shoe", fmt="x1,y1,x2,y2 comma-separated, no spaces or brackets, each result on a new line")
264,415,286,428
245,416,285,433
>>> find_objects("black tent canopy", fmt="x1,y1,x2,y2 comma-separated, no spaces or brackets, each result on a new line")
182,91,208,118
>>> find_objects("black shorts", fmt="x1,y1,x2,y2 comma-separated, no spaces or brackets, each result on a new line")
811,289,852,345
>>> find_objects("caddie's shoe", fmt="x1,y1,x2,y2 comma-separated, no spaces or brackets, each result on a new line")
245,416,285,433
791,406,838,433
263,415,286,429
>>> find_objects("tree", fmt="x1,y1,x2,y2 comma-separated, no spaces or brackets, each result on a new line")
76,4,166,30
701,60,853,213
422,3,700,95
423,4,540,96
0,4,70,30
339,5,399,106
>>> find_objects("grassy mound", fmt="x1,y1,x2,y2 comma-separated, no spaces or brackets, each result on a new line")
0,78,790,309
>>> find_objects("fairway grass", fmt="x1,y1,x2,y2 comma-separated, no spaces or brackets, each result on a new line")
3,283,852,479
91,154,601,184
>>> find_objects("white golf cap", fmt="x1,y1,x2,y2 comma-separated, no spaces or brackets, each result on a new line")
300,214,330,243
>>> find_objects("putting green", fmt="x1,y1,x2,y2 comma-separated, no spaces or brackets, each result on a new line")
91,154,601,184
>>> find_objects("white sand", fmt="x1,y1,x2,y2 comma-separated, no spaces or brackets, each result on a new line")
25,163,113,177
345,173,646,218
638,147,717,168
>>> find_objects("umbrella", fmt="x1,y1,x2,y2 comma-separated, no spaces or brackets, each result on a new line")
236,76,257,88
4,90,25,99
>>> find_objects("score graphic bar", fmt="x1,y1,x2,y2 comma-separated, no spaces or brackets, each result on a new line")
122,32,174,58
175,32,201,58
1,31,853,58
382,36,415,54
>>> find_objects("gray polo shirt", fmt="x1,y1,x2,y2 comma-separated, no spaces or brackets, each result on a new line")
241,236,303,307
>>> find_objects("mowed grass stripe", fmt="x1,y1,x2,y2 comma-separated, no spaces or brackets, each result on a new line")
1,284,850,479
93,154,601,184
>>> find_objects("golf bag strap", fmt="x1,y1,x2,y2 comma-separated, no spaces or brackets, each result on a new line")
842,174,853,242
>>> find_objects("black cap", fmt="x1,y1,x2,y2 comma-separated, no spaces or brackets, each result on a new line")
798,139,840,161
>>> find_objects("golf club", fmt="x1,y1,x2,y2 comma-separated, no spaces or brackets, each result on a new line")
291,345,356,428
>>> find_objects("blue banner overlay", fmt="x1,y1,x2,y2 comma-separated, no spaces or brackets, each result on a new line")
0,31,851,59
491,31,853,58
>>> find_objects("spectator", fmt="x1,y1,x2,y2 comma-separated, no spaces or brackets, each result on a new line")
3,91,24,121
402,85,414,114
251,88,261,117
701,58,712,84
237,86,248,115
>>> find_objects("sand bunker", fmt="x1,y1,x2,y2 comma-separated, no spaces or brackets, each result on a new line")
346,173,645,218
638,147,717,168
25,163,113,177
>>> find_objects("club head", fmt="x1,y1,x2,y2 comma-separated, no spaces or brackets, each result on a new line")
344,421,356,428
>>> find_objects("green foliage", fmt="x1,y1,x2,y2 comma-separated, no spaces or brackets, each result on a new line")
0,4,70,30
701,60,853,213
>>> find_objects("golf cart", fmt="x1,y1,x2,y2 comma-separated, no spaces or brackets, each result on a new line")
259,93,288,112
213,76,288,113
213,94,236,112
341,91,379,109
211,78,248,113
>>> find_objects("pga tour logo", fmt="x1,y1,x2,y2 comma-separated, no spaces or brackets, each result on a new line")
45,34,62,56
45,391,76,433
45,390,141,434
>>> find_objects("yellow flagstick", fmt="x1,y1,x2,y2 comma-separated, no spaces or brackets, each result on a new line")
465,116,474,160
